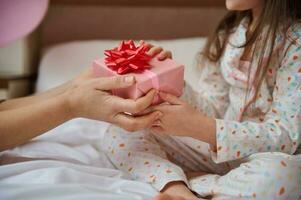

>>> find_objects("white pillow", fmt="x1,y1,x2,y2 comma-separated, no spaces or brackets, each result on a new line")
36,38,206,92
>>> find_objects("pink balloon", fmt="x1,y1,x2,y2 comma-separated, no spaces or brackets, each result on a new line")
0,0,49,47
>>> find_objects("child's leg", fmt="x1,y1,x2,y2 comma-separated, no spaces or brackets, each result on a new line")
160,135,230,175
189,152,301,199
102,125,191,192
151,134,230,199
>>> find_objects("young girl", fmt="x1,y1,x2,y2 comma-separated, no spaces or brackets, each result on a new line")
103,0,301,199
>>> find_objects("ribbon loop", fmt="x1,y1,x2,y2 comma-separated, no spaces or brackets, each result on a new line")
104,40,152,74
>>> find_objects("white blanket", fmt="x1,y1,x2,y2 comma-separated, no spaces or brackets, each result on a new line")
0,119,157,200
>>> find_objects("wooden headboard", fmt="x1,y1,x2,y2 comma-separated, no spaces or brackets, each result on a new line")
41,0,227,47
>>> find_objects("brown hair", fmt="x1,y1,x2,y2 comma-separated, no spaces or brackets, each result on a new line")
202,0,301,113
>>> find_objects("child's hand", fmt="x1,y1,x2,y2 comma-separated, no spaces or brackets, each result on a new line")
144,42,172,60
149,92,204,137
150,92,216,146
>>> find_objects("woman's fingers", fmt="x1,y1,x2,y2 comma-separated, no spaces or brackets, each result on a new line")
92,76,135,90
114,111,162,132
116,89,157,114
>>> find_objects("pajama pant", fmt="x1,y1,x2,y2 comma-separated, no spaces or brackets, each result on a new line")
102,126,301,200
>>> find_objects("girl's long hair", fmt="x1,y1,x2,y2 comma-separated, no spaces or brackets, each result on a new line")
202,0,301,114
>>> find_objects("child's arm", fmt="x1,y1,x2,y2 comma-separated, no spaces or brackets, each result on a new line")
171,53,232,119
152,39,301,164
208,40,301,163
189,60,230,119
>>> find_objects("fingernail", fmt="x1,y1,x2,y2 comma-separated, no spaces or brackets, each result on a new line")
124,76,135,84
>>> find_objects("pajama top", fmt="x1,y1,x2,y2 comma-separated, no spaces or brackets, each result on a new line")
189,18,301,163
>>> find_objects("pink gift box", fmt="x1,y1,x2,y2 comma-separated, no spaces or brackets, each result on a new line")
93,57,184,104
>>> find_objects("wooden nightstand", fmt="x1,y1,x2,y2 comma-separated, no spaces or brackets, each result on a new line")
0,72,36,100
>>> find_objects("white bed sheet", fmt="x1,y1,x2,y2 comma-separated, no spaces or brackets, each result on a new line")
0,38,206,200
0,119,158,200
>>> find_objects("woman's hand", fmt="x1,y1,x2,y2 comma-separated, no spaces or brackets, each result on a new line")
0,67,160,151
65,74,162,132
150,92,217,147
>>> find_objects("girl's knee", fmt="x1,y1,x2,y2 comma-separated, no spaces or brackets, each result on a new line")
249,154,301,199
102,126,156,155
102,126,128,153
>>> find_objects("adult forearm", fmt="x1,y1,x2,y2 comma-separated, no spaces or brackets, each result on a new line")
0,81,71,111
0,94,71,151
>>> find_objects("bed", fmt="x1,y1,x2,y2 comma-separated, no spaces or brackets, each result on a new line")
0,1,226,199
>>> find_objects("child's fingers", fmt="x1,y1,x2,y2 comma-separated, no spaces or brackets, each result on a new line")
150,125,165,134
153,194,172,200
153,194,184,200
147,46,163,57
159,92,183,105
158,50,172,60
143,41,153,49
114,111,162,132
138,40,145,45
133,107,154,116
133,103,170,116
144,103,172,113
152,119,162,127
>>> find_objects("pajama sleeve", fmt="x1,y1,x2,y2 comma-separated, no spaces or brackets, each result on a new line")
183,60,230,119
212,40,301,163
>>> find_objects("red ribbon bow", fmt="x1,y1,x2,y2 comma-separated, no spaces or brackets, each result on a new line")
104,40,152,74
